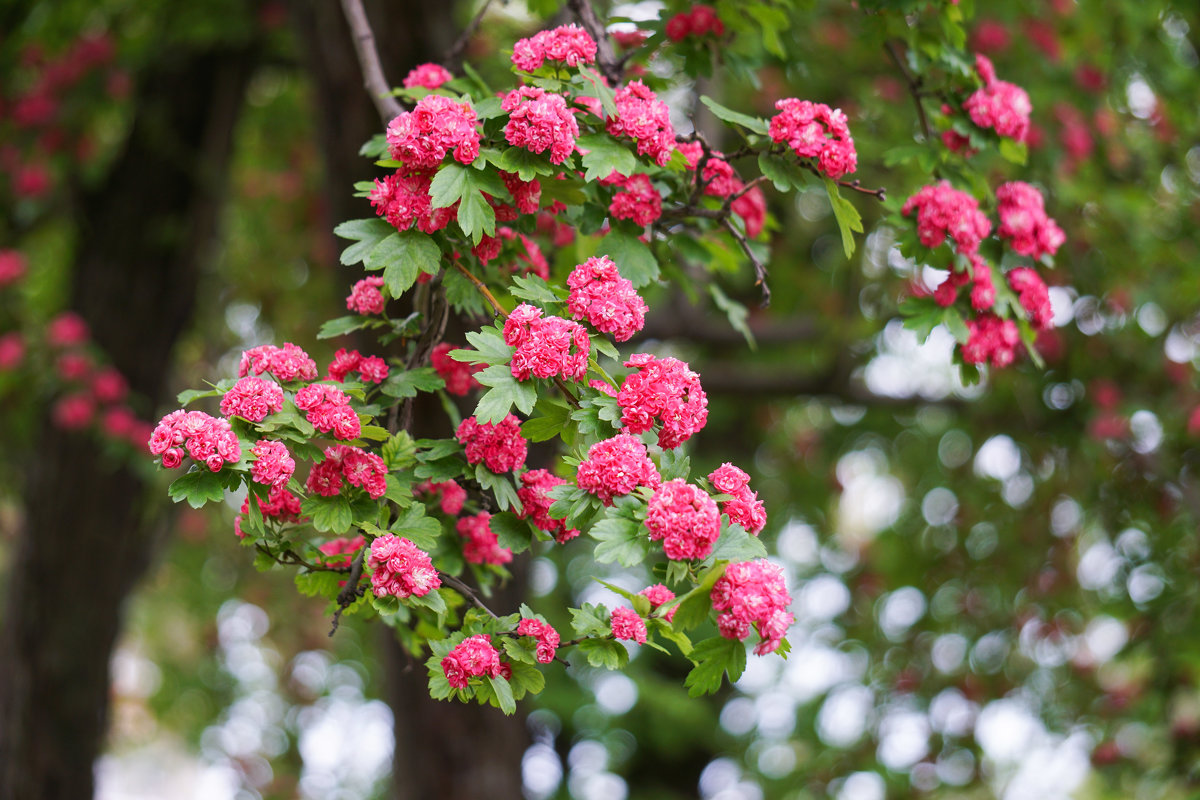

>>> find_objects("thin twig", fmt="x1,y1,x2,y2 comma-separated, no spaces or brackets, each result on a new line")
255,544,351,574
329,547,367,637
340,0,404,124
444,0,498,68
451,259,508,319
567,0,621,84
885,39,931,141
443,573,500,618
722,216,771,307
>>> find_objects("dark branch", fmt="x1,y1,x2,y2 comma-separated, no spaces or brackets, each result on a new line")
444,0,498,69
885,39,932,141
722,216,771,307
443,573,500,619
329,546,368,637
340,0,404,124
567,0,621,84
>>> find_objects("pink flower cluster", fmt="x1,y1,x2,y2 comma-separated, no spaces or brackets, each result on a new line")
995,181,1065,259
386,94,480,170
964,54,1031,143
511,24,597,72
645,479,722,560
456,414,528,473
347,276,385,315
0,250,26,286
431,342,482,396
327,348,389,384
234,484,303,538
610,607,647,644
457,512,513,565
318,535,365,568
47,312,89,347
501,171,542,215
518,469,580,543
295,383,361,440
566,255,647,342
517,618,560,663
502,86,579,165
961,313,1020,367
769,98,858,179
618,354,709,449
415,479,467,515
442,634,503,689
250,440,295,488
239,343,318,383
576,433,661,505
665,5,724,41
306,445,387,499
369,170,454,234
503,303,590,382
368,535,441,599
607,173,662,226
701,157,740,198
708,462,767,534
403,62,452,90
641,584,677,622
711,559,794,655
220,376,284,422
150,410,241,472
902,181,992,257
607,81,676,167
1007,267,1053,330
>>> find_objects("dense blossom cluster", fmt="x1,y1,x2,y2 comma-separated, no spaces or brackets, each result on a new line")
502,303,590,382
456,414,528,473
368,535,441,600
995,181,1065,259
346,276,385,315
327,348,388,384
902,181,992,257
617,354,709,449
610,607,647,644
386,94,480,169
708,462,767,534
1007,267,1054,330
431,342,482,396
606,81,676,167
769,98,858,179
517,618,560,664
306,445,387,499
317,536,364,569
238,343,318,383
664,5,724,41
964,54,1032,143
502,86,579,165
415,479,467,516
645,479,722,561
402,62,452,90
576,433,661,505
149,410,241,472
369,170,454,234
510,24,597,72
234,484,303,538
500,172,542,215
566,255,647,342
711,559,794,655
0,250,26,286
442,634,503,689
961,313,1021,367
640,584,677,622
295,383,361,440
517,469,579,543
701,156,740,198
250,440,295,488
607,173,662,226
457,512,512,565
220,376,284,422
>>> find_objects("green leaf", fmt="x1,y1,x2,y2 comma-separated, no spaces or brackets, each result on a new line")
489,511,535,554
391,505,443,550
684,636,747,697
366,231,443,298
670,565,726,631
594,232,659,288
509,274,561,306
998,138,1028,165
301,494,354,534
757,152,809,192
521,399,571,443
473,365,537,423
488,675,517,715
459,326,515,366
167,469,226,509
709,284,756,350
507,660,545,700
382,431,418,470
577,67,618,118
707,524,769,563
942,306,971,344
318,315,372,340
475,465,521,512
334,218,394,266
570,603,610,637
176,387,222,406
591,516,651,567
824,178,864,259
498,147,557,181
295,571,343,600
456,188,496,244
699,96,769,135
577,134,638,182
381,367,445,399
429,163,471,209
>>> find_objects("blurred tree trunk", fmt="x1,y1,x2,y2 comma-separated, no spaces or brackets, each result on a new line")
286,1,529,797
0,45,257,800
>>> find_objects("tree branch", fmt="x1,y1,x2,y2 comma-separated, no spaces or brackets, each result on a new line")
567,0,621,84
885,39,931,141
722,216,771,307
444,0,498,69
329,546,368,637
340,0,404,125
443,573,500,619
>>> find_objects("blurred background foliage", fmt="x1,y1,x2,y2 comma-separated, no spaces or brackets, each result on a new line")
3,0,1200,799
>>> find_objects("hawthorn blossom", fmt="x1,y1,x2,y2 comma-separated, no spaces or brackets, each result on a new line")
961,313,1021,367
511,24,597,72
1008,267,1054,330
608,173,662,226
502,86,579,165
238,343,318,383
386,94,480,169
517,618,560,663
327,348,389,384
610,607,647,644
220,376,284,422
995,181,1065,259
769,98,858,179
295,383,361,440
250,440,295,488
607,80,676,167
645,479,722,560
403,62,452,90
503,303,590,382
347,276,386,315
442,634,503,689
457,512,513,565
711,559,794,655
149,410,241,472
901,181,992,257
964,54,1031,143
640,584,677,622
431,342,483,396
517,469,579,543
368,535,441,600
415,479,467,515
708,462,766,534
665,5,724,41
576,433,661,505
369,170,455,234
456,414,528,473
566,255,647,342
617,353,709,449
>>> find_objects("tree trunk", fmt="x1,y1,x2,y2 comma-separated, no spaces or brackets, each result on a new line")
0,45,257,800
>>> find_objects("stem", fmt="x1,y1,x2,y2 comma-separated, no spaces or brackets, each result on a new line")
452,259,508,319
329,546,368,637
722,216,771,307
340,0,403,124
567,0,621,84
444,0,498,68
443,574,500,619
255,544,351,574
885,39,932,141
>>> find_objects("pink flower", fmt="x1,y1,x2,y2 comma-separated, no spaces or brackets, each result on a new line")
457,414,528,473
610,607,647,644
769,98,858,179
964,54,1031,143
1007,267,1054,331
711,559,794,655
995,181,1065,259
961,313,1021,368
518,469,579,543
441,634,503,689
608,173,662,226
403,62,452,90
0,333,23,370
502,303,590,382
617,353,708,449
566,255,648,342
640,584,677,622
220,376,285,422
510,24,597,72
731,185,767,238
500,171,541,215
150,410,240,471
517,618,560,663
415,479,468,515
46,312,89,348
295,383,361,440
318,535,366,568
0,250,26,287
90,367,128,404
53,393,94,430
901,181,991,257
576,433,661,505
347,276,386,315
250,440,295,488
457,512,513,565
368,535,441,599
386,94,480,169
645,479,722,561
55,352,91,381
238,343,318,382
369,170,455,234
502,86,579,165
431,342,483,396
606,81,676,167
